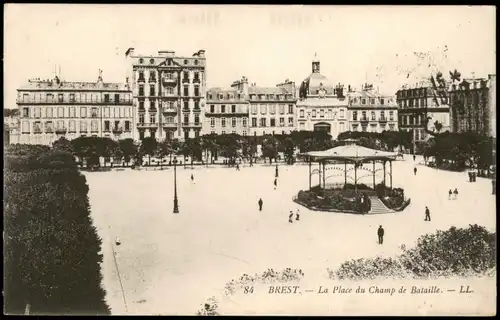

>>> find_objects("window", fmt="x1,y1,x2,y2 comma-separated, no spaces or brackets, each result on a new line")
361,98,366,105
251,118,257,127
69,107,75,118
45,121,53,133
47,94,54,102
242,118,247,127
389,111,394,121
288,105,293,114
34,107,41,118
389,124,395,131
270,105,276,114
194,115,200,124
150,85,155,96
58,94,64,102
320,109,325,118
33,121,42,133
221,105,226,113
183,101,189,110
231,117,236,127
260,104,267,114
69,93,75,102
139,85,144,96
150,100,156,111
288,117,293,126
260,118,266,127
125,121,130,131
340,109,345,118
270,118,276,127
210,105,215,113
362,125,367,132
243,131,247,136
279,117,285,126
371,111,376,120
312,110,317,118
183,115,189,124
46,107,53,118
104,121,110,131
58,107,64,118
150,70,156,80
231,105,236,113
279,104,285,114
300,110,304,118
361,111,366,120
149,114,155,123
183,86,189,96
353,111,357,121
91,107,98,118
251,105,257,114
380,98,385,105
194,87,199,97
221,131,226,135
138,71,144,80
104,94,110,103
210,118,215,127
166,87,174,95
380,111,385,120
90,120,98,132
370,98,375,104
139,113,145,124
221,118,226,127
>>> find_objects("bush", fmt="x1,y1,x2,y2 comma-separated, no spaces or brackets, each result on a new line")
330,225,496,280
4,145,110,315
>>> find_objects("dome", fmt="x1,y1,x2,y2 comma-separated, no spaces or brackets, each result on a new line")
299,60,334,99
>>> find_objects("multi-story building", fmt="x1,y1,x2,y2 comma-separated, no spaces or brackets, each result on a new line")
247,79,297,136
4,109,20,145
448,74,496,137
204,77,249,136
125,48,206,141
296,58,349,139
395,80,451,142
347,84,398,133
16,74,133,146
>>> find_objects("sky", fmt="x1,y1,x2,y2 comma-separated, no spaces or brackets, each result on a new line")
4,5,496,109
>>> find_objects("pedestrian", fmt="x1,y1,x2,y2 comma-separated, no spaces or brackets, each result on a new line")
274,178,277,190
468,171,472,183
424,206,431,221
377,225,384,244
288,212,294,223
413,154,416,161
414,167,417,176
448,189,452,200
492,180,496,195
295,209,300,221
191,173,195,183
115,237,121,246
453,188,458,200
258,198,263,211
236,163,240,171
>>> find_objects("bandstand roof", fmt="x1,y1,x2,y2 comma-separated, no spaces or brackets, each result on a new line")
305,144,398,162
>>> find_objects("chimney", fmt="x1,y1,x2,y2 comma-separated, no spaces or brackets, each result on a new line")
125,48,135,57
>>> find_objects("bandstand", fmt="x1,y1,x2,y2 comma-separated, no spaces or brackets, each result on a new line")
304,139,399,192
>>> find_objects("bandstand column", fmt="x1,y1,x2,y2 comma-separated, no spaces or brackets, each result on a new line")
308,157,312,191
322,161,326,189
383,161,387,186
354,162,358,192
390,160,393,189
318,161,321,189
372,160,376,189
344,162,347,185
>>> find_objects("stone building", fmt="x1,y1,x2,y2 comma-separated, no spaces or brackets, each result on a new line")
347,84,398,133
4,110,20,145
395,79,451,142
448,74,496,137
16,74,133,146
296,57,349,139
125,48,206,141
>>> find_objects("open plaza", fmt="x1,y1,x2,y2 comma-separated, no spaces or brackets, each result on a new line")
85,154,496,315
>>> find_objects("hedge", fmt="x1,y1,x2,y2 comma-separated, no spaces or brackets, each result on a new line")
4,144,110,315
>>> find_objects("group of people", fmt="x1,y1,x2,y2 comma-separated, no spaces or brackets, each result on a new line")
288,209,300,223
448,188,459,200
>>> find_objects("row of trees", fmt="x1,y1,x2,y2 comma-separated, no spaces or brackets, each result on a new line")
4,144,110,314
51,130,415,169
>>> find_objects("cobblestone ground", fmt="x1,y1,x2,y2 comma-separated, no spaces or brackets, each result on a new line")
85,155,495,315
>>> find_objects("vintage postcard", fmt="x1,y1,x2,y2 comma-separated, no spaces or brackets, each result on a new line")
3,4,496,316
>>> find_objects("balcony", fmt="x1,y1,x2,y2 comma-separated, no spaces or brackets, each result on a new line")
182,78,190,84
138,77,146,83
379,117,388,123
162,122,178,129
112,128,123,134
182,122,202,128
149,77,157,83
55,128,67,134
16,98,132,105
360,117,369,124
34,129,43,134
136,122,159,129
162,107,177,114
193,78,201,84
162,77,177,86
193,107,202,113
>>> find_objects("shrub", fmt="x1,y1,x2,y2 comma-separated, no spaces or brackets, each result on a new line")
196,297,219,316
4,145,110,315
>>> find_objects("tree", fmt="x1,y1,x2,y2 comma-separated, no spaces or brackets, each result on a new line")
118,138,137,166
52,137,73,154
140,137,158,166
434,120,443,134
156,139,172,168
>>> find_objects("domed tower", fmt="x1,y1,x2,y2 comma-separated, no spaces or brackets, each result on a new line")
299,53,334,99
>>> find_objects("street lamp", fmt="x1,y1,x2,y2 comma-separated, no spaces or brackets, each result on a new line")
275,141,279,178
173,156,179,213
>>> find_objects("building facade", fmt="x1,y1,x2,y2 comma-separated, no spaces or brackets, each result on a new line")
247,79,297,136
296,58,349,139
396,80,451,142
347,84,398,133
125,48,206,141
204,78,249,136
16,75,133,146
4,110,20,145
448,75,496,137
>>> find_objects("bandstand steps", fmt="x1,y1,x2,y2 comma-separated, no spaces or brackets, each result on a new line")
369,196,395,214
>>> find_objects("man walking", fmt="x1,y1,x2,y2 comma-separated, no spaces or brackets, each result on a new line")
492,179,496,195
295,209,300,221
258,198,263,211
377,225,384,245
274,178,278,190
448,189,452,200
414,167,417,176
288,212,294,223
424,206,431,221
453,188,458,200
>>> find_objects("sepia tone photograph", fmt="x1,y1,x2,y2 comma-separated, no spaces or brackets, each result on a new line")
3,4,496,316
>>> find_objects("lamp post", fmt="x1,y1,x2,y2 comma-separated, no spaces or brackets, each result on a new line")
275,141,279,178
173,156,179,213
